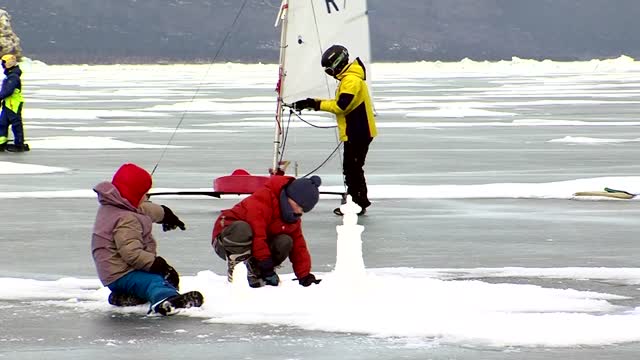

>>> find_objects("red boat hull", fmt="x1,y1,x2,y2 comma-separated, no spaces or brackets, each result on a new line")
213,169,272,194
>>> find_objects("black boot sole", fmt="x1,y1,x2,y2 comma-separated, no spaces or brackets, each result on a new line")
155,291,204,316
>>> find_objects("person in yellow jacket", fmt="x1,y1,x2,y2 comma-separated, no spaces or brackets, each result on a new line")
0,54,28,152
293,45,377,216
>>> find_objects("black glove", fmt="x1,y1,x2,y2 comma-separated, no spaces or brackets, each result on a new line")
298,273,321,287
292,98,317,111
161,205,186,231
149,256,180,289
149,256,171,274
257,259,280,286
165,267,180,290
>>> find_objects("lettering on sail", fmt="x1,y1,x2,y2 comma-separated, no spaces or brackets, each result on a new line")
325,0,340,14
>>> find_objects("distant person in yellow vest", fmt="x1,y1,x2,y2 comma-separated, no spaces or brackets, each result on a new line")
0,54,28,152
292,45,377,216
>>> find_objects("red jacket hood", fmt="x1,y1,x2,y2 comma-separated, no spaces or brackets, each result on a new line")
111,163,152,208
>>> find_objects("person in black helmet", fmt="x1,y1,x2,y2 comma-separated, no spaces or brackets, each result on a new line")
292,45,377,216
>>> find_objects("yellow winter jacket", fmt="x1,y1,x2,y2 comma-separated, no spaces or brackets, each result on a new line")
318,58,377,142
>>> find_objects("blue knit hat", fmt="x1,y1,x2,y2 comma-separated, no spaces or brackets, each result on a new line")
285,175,322,212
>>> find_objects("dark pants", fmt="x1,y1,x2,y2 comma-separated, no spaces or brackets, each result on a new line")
0,105,24,145
343,137,372,209
213,220,292,266
108,270,178,307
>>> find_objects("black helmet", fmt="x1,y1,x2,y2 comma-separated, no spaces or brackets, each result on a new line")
321,45,349,77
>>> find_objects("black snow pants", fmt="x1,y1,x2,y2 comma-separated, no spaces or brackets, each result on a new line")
343,137,373,210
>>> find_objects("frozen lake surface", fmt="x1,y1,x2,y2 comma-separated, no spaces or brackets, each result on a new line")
1,58,640,359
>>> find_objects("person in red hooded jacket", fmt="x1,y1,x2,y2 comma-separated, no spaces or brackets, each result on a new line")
212,175,323,288
91,163,203,315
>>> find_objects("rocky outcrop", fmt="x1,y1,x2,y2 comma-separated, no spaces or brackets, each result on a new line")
0,9,22,59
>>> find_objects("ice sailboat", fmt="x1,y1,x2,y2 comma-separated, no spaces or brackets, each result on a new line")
213,0,372,195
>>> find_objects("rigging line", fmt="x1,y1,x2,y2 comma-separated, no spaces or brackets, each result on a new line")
278,108,336,165
302,141,343,178
278,109,293,165
289,109,336,129
280,108,341,179
151,0,250,175
307,4,345,189
309,4,333,99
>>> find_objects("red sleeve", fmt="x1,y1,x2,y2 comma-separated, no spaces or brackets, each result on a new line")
242,191,273,261
288,222,311,278
249,213,270,261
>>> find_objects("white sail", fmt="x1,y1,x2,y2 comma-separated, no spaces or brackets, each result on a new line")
278,0,371,103
216,1,372,185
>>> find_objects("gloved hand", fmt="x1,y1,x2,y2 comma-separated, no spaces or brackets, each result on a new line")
165,266,180,290
149,256,180,289
298,273,321,287
257,259,280,286
161,205,186,231
149,256,171,274
263,273,280,286
292,98,317,111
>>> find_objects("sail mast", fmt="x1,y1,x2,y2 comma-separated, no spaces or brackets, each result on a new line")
272,0,290,175
214,0,371,194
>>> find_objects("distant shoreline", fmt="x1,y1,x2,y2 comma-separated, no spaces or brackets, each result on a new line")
19,53,638,66
20,55,638,67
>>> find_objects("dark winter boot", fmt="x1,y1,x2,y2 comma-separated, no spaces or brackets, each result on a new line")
6,143,28,152
0,143,5,152
245,258,264,288
153,291,204,316
108,292,147,307
216,221,254,283
333,207,366,216
226,252,251,283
